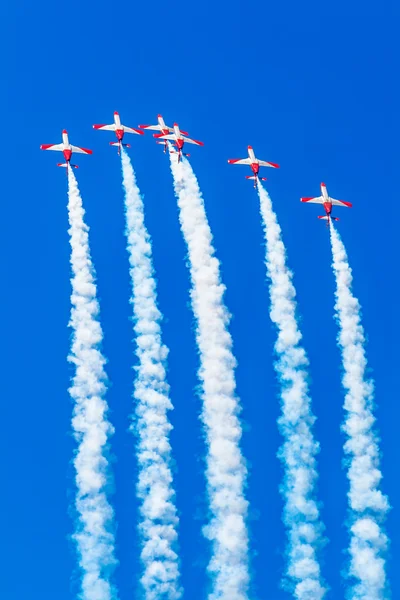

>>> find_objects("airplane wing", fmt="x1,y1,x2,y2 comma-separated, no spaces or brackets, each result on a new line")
227,158,252,165
300,196,324,204
139,124,162,131
40,143,64,152
155,133,175,140
330,199,352,207
70,145,93,155
181,136,204,146
93,124,116,131
123,126,144,135
257,160,280,168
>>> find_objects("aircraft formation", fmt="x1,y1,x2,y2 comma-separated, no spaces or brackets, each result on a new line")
40,111,353,226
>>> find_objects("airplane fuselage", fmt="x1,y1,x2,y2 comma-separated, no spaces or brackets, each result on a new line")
113,112,124,141
173,124,185,150
321,184,332,215
248,147,260,176
62,131,72,162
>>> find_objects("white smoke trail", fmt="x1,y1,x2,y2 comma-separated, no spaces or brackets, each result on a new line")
67,168,118,600
257,183,326,600
120,148,181,599
330,224,389,599
168,153,249,600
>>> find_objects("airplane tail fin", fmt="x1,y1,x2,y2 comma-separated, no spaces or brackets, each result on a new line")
169,148,190,162
246,175,268,181
318,215,339,228
57,163,78,169
109,142,131,148
246,175,267,189
157,140,168,153
110,141,131,155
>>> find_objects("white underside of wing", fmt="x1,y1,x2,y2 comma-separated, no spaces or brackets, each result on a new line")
230,158,252,165
70,145,87,154
302,196,324,204
123,126,140,134
257,160,276,168
181,136,200,145
44,143,64,152
97,124,116,131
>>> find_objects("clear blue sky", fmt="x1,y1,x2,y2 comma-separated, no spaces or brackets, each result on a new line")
2,1,398,598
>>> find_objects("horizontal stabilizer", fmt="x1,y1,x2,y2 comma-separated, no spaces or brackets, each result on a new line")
57,163,78,169
317,216,329,220
109,142,131,148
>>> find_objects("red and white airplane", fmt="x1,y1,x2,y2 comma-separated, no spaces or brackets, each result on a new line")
301,182,352,225
228,146,280,187
40,130,92,169
93,111,144,153
138,115,189,152
154,123,204,162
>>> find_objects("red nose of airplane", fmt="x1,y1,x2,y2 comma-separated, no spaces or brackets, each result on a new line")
321,182,326,187
62,129,67,134
114,111,119,115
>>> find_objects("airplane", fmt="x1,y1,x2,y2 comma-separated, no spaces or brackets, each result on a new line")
154,123,204,162
138,115,189,153
93,111,144,153
40,130,92,169
227,146,280,188
301,182,352,225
